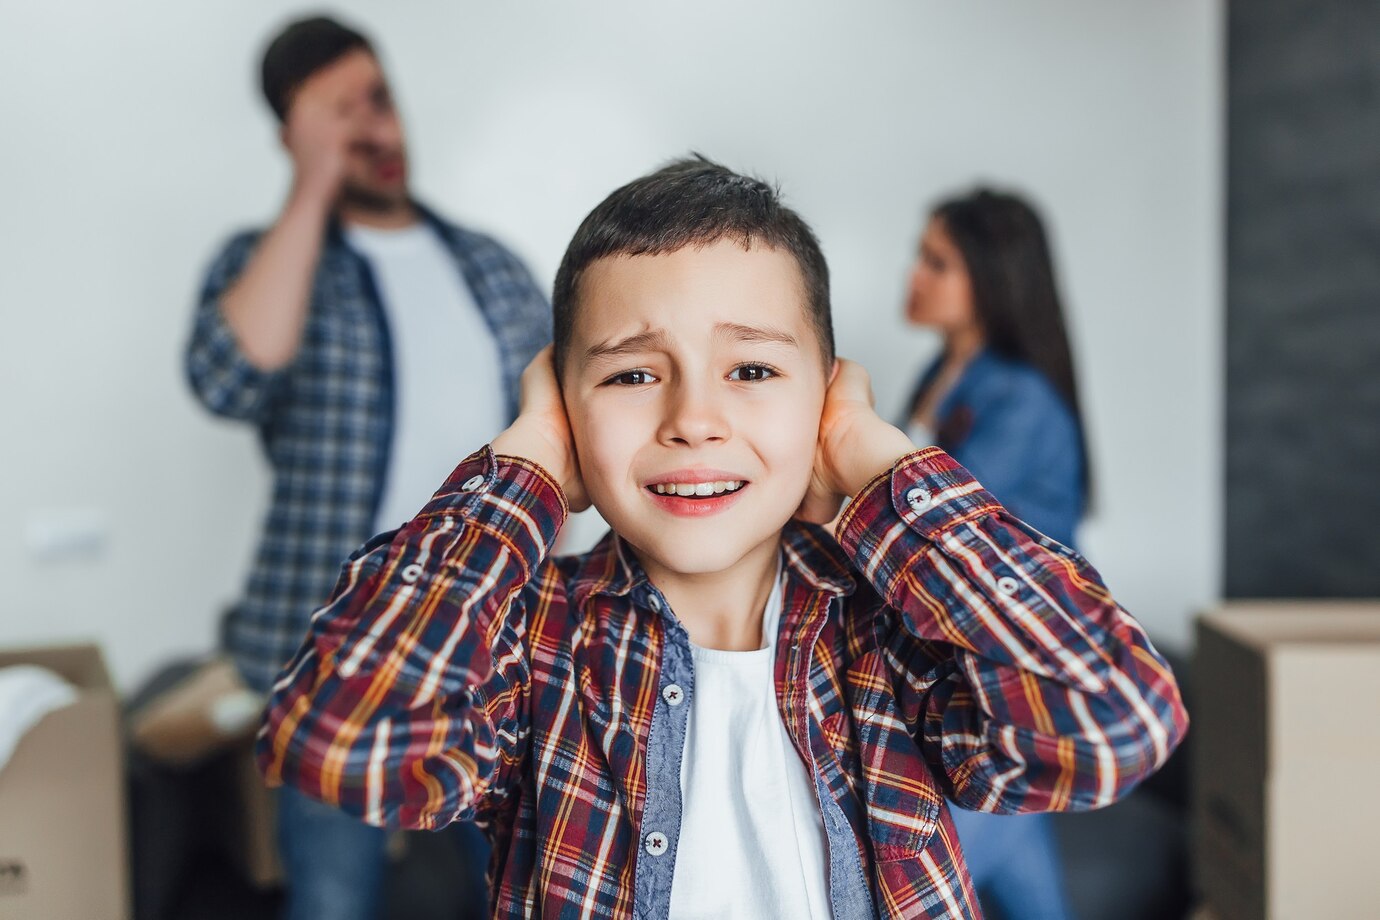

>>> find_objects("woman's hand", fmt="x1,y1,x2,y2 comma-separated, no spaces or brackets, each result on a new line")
795,359,917,524
491,346,590,511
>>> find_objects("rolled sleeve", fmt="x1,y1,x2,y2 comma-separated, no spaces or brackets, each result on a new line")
185,231,287,422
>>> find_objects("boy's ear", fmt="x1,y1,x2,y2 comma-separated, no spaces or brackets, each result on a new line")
828,358,840,387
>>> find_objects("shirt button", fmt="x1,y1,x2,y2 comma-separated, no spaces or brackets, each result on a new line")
997,575,1020,596
662,683,684,706
646,593,662,612
906,486,933,513
644,831,669,856
400,563,424,584
461,474,485,492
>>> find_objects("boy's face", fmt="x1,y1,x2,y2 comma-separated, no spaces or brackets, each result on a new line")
564,240,830,580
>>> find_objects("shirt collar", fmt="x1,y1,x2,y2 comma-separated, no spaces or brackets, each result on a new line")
324,198,447,251
567,520,856,615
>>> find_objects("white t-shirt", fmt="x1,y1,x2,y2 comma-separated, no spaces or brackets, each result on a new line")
344,222,508,535
669,560,834,919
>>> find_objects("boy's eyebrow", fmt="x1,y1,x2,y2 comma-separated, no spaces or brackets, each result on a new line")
714,322,799,348
583,323,799,364
584,328,674,364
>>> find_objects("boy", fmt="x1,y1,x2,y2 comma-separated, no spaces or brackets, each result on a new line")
260,158,1187,919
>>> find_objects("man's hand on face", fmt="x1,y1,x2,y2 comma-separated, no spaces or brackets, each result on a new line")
795,358,917,525
281,74,362,206
491,346,591,512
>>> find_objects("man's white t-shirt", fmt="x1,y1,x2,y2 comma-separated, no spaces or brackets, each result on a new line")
668,559,834,919
345,222,507,535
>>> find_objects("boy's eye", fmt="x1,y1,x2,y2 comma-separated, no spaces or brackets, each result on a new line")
607,369,657,386
728,364,777,382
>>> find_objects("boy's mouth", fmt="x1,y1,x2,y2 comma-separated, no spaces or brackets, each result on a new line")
643,471,750,517
648,480,745,497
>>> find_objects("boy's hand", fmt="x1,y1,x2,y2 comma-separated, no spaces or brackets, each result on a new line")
795,358,917,524
491,346,590,511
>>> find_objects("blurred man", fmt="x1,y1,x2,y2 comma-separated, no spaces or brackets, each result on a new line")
185,16,548,919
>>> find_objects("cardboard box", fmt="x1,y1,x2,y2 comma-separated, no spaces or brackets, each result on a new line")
128,657,261,768
222,734,283,889
125,656,284,889
211,736,406,890
0,643,129,920
1194,601,1380,920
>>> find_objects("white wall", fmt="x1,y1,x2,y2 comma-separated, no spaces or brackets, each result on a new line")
0,1,1223,691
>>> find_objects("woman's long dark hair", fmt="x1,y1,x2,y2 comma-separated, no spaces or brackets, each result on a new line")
927,188,1092,493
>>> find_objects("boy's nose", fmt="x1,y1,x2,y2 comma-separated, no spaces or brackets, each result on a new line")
658,384,728,447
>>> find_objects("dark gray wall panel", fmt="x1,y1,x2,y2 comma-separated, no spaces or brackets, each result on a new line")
1226,0,1380,595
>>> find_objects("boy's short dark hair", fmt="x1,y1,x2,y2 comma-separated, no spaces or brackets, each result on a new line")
261,15,373,122
553,155,835,373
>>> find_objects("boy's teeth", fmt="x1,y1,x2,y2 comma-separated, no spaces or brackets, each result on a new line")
652,481,745,496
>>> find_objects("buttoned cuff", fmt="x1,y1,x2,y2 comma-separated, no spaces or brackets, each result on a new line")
416,446,568,570
836,448,1002,594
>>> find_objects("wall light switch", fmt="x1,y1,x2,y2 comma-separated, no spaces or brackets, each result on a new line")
25,508,111,563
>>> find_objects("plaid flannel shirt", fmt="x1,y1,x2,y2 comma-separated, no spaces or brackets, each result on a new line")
185,206,550,692
260,446,1187,919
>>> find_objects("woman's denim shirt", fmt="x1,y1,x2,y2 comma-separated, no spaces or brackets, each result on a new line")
904,348,1086,548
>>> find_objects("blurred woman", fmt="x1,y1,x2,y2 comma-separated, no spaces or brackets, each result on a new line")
902,188,1090,918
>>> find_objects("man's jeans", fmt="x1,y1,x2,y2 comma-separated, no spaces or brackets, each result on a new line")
950,808,1073,920
277,786,387,920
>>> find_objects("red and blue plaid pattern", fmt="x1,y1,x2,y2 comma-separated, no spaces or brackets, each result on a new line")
260,445,1187,918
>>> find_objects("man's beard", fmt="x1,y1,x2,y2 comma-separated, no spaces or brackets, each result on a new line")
339,181,408,214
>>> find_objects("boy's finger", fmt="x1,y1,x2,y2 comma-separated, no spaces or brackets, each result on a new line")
519,345,560,404
831,359,875,406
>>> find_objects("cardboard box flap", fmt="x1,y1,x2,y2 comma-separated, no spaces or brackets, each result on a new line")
1202,603,1380,648
0,643,112,692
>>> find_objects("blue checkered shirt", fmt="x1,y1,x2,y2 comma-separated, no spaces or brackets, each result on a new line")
186,206,551,692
